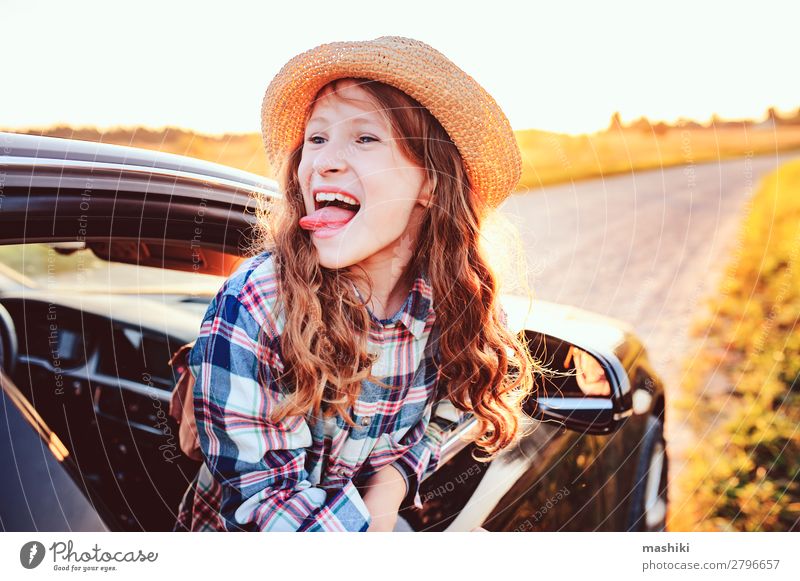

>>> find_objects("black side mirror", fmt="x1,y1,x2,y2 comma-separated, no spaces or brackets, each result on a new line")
523,331,631,434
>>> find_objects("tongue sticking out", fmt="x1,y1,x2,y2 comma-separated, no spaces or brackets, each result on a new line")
299,205,358,231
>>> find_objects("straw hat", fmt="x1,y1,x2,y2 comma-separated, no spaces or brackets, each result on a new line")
260,36,521,209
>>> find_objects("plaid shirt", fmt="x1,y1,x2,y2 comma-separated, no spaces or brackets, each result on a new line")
174,250,478,532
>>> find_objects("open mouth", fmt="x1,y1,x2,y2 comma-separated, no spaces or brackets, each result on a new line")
313,193,361,213
299,192,362,235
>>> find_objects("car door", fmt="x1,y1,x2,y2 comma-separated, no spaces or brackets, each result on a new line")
0,366,108,531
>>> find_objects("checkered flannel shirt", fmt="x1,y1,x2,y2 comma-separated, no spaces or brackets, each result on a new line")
174,250,497,532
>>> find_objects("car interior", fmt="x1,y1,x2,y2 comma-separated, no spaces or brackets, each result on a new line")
0,241,226,530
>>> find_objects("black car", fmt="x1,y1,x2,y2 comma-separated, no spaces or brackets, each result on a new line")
0,131,668,532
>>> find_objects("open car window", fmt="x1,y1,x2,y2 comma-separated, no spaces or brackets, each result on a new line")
0,243,224,295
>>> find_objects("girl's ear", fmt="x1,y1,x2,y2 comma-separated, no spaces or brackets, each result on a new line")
418,176,434,208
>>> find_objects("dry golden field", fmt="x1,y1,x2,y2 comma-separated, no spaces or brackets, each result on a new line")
9,120,800,191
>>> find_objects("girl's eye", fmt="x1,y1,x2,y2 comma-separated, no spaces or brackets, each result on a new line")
305,135,379,145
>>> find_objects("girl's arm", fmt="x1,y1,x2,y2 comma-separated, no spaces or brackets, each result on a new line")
360,462,489,532
361,463,407,532
192,290,372,532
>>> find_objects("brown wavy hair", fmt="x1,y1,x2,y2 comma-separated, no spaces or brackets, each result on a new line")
250,78,539,459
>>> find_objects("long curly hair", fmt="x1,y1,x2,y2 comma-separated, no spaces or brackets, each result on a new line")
250,77,539,459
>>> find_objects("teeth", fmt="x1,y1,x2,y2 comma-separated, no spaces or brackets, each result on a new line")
315,191,359,206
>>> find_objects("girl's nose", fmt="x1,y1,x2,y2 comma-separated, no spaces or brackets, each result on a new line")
312,145,347,175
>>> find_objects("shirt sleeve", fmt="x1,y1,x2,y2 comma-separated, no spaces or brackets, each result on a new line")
389,398,474,510
191,290,372,532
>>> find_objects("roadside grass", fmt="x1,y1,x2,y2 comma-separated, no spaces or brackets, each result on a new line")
515,124,800,190
668,159,800,531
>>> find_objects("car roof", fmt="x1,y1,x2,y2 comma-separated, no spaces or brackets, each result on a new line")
0,130,279,195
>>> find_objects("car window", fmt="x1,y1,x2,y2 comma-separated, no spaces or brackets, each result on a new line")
0,243,224,295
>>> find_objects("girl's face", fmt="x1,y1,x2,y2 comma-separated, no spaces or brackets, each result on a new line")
297,79,431,270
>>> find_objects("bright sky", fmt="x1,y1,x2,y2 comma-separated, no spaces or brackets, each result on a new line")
2,0,798,135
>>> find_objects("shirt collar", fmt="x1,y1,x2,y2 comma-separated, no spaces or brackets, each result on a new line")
398,268,435,339
351,268,435,340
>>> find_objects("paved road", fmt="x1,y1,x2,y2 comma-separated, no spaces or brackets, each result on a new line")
497,150,800,501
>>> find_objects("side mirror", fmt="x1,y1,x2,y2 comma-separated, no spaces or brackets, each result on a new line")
523,331,631,434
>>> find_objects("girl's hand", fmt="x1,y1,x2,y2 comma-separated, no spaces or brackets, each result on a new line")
362,463,407,532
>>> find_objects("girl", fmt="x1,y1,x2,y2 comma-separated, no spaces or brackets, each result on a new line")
175,36,537,532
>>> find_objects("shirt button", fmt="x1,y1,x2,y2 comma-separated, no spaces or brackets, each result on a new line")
359,415,372,427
